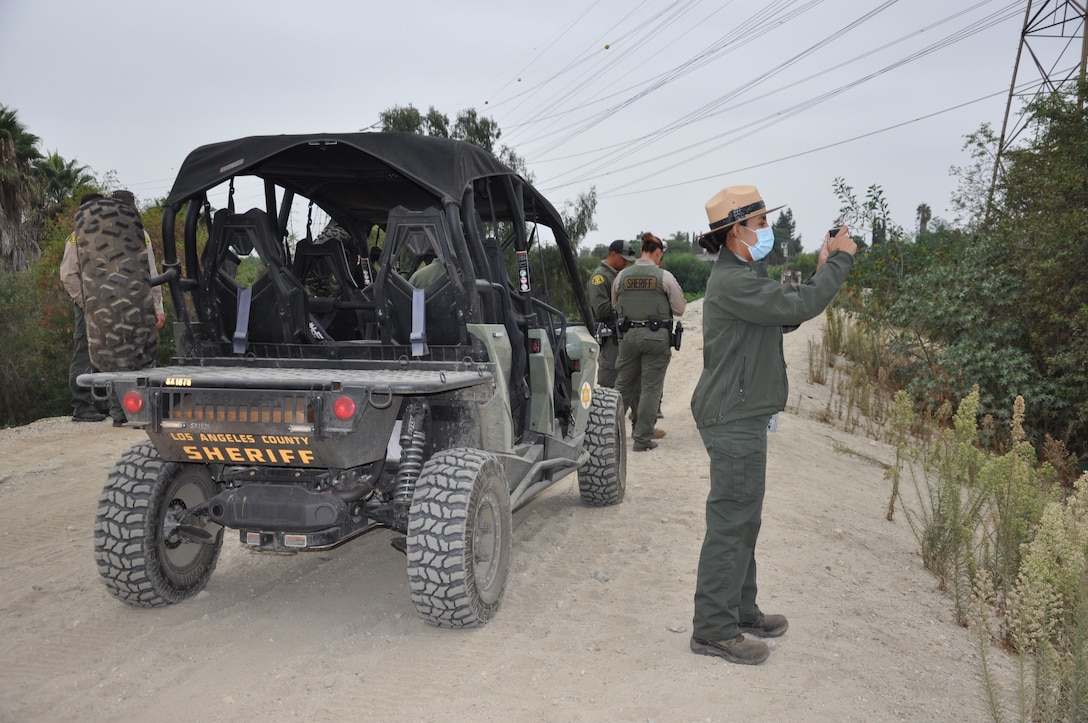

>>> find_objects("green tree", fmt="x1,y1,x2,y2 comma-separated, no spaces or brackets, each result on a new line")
664,231,693,256
562,187,597,249
0,194,84,425
661,253,710,298
0,104,45,271
992,82,1088,452
833,177,901,248
844,83,1088,457
767,208,800,265
378,104,529,178
36,151,93,212
378,104,424,133
949,123,1000,231
916,202,932,236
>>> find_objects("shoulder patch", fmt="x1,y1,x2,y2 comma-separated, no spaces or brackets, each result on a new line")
591,274,606,286
66,232,76,245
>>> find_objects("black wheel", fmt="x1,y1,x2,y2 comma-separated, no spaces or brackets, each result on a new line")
577,386,627,506
74,198,157,371
94,441,223,607
406,448,512,628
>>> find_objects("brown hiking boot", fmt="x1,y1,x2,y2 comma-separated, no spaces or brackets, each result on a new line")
739,613,788,638
652,428,666,439
690,634,769,665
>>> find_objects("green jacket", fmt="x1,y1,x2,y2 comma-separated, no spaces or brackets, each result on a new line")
690,250,854,428
586,261,619,325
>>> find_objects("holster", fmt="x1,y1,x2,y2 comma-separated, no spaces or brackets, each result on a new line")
670,321,684,351
615,316,627,342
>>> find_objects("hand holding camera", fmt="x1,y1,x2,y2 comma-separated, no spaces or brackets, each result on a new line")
819,224,856,267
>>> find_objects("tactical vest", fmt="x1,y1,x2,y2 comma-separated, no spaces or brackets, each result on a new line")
615,263,670,321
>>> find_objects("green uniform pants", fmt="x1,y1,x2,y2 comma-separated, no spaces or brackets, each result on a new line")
69,305,122,421
614,328,670,446
692,415,770,641
69,305,98,417
597,335,619,388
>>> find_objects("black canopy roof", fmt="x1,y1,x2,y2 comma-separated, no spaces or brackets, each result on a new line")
164,132,563,227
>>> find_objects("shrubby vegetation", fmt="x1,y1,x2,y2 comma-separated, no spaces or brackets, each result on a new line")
812,311,1086,722
790,80,1087,722
833,81,1088,463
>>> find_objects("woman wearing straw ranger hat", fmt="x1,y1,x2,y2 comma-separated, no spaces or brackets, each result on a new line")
688,184,857,665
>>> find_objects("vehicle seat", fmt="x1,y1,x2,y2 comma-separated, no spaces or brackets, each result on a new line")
293,233,372,341
374,206,465,349
201,208,322,349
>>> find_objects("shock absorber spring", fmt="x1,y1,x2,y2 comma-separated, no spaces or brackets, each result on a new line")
393,402,427,504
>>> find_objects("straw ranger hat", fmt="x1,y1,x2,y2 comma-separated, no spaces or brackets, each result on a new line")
704,185,785,232
698,185,786,252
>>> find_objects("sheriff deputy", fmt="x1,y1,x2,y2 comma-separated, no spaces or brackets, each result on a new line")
585,239,636,387
611,234,685,451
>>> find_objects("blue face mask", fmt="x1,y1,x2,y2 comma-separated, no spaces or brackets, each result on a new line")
745,226,775,261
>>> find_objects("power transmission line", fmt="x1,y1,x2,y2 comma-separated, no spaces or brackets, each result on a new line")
594,87,1011,199
539,1,1021,194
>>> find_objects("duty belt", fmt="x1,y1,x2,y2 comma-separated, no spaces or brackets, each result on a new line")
626,318,670,330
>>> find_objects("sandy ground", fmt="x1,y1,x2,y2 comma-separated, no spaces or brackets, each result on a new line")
0,300,1017,722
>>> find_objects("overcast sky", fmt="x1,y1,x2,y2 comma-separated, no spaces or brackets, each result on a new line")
0,0,1064,252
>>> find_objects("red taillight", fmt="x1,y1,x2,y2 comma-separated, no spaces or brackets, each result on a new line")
333,396,357,420
122,391,144,414
530,339,541,354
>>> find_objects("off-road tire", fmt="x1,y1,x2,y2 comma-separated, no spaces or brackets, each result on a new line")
406,448,512,628
94,441,223,607
577,386,626,506
74,198,158,371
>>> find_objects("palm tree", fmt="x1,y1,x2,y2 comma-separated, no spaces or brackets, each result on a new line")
37,151,93,211
0,105,45,271
916,203,932,236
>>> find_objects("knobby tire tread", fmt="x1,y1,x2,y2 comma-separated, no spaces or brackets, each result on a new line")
94,441,221,607
74,198,157,371
577,386,626,506
406,448,511,628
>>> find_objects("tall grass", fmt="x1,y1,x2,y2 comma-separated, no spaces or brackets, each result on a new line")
808,308,1088,722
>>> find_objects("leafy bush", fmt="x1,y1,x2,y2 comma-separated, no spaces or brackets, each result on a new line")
0,209,78,425
838,83,1088,460
661,252,710,297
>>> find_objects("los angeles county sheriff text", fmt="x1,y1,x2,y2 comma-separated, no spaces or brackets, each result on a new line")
167,432,316,464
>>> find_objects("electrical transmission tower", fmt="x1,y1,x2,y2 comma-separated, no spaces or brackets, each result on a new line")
991,0,1087,194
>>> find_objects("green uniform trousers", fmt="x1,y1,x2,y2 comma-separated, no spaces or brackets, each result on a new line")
68,305,98,417
693,415,770,641
69,305,122,421
597,335,619,388
614,327,670,446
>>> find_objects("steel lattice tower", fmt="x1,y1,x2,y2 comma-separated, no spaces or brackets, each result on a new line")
991,0,1087,195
